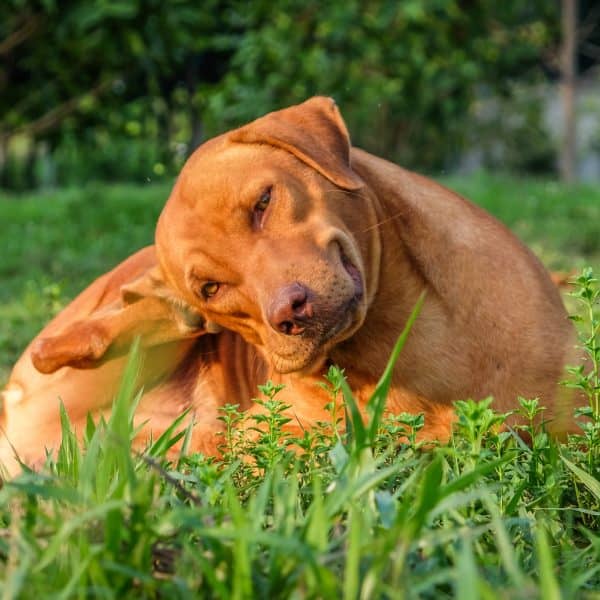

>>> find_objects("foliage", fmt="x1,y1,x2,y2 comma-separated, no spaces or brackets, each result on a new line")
463,83,557,174
211,0,557,169
0,271,599,597
0,1,560,188
566,268,600,473
0,0,234,188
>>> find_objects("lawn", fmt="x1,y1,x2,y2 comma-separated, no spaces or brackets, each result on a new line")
0,172,599,597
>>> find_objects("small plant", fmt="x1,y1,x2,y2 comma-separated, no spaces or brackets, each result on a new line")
567,267,600,418
217,402,245,462
453,397,510,460
318,365,345,439
379,411,425,452
565,268,600,474
246,381,294,472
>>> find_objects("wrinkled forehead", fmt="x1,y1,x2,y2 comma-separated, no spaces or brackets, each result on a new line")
173,140,305,213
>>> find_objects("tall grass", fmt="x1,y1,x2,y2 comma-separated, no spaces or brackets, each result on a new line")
0,274,598,598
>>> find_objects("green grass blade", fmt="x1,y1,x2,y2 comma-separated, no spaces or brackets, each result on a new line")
407,454,443,537
456,537,480,600
226,483,254,599
56,399,80,480
305,475,328,552
561,455,600,501
107,337,143,447
55,549,99,600
324,462,402,518
4,473,79,504
343,503,363,600
145,407,192,458
339,374,367,449
367,291,425,442
33,499,125,572
536,524,561,600
440,455,512,499
482,495,528,589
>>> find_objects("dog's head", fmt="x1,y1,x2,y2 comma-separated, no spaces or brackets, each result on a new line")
156,97,381,374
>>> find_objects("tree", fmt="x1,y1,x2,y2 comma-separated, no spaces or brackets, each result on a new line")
207,0,559,170
560,0,578,182
0,1,562,187
0,0,235,186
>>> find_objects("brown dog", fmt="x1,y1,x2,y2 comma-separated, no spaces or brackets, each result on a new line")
0,97,581,475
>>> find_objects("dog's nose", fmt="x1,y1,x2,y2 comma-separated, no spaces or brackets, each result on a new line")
268,283,313,335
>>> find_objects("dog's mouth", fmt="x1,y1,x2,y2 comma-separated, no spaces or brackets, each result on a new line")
340,250,364,303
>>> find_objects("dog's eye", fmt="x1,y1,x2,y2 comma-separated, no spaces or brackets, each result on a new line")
252,186,272,229
255,187,272,212
200,281,220,299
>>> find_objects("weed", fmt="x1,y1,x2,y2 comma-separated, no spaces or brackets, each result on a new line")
568,270,600,476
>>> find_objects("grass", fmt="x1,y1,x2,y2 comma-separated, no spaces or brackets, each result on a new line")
0,285,598,598
0,182,169,382
0,172,599,597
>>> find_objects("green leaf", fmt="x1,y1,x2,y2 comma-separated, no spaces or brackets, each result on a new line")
456,537,480,600
441,455,512,499
561,455,600,501
339,373,367,450
408,454,443,536
145,407,192,458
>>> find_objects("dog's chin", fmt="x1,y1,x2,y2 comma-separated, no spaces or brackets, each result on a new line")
265,247,367,375
271,351,327,376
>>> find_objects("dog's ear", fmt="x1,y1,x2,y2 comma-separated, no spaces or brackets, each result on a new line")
229,96,363,191
30,255,214,374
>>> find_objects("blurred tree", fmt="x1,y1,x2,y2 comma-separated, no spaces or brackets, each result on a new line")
560,0,577,182
208,0,559,169
0,0,236,187
0,0,563,187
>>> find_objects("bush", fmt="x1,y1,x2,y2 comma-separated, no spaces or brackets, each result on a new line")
0,1,559,189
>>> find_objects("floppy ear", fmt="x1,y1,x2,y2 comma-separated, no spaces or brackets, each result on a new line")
30,251,215,374
228,96,363,191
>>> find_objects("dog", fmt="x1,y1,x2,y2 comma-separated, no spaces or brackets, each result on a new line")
0,97,581,476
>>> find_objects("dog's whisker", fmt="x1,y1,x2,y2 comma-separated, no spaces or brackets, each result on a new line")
322,188,404,234
359,211,406,234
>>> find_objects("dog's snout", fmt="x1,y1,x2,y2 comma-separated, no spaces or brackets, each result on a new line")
268,283,313,335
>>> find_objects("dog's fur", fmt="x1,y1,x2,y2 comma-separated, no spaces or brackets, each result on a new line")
0,97,581,476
